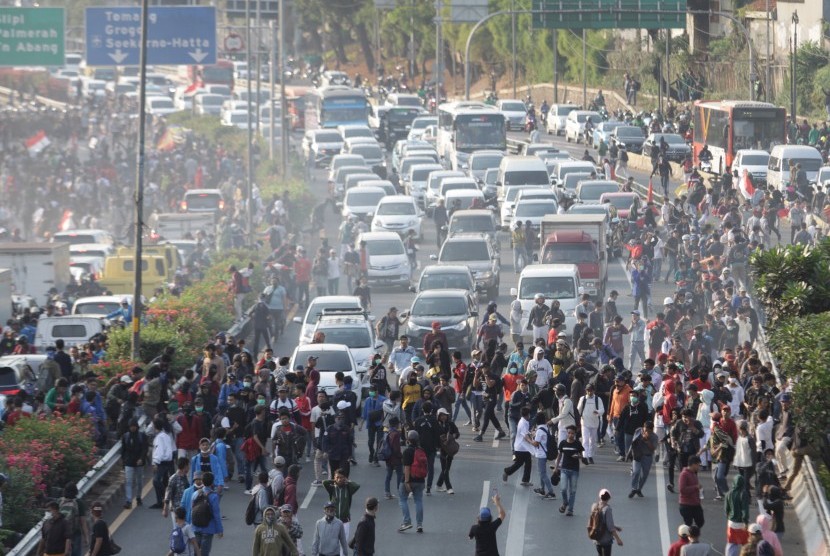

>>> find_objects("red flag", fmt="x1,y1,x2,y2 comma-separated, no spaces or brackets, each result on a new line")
647,177,654,203
742,169,755,197
24,130,50,155
194,165,203,188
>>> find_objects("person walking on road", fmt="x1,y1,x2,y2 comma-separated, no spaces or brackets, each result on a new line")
530,412,557,499
190,471,223,556
435,407,459,494
398,430,427,533
349,497,378,556
555,425,585,516
678,455,705,530
252,506,298,556
502,406,534,486
628,421,658,498
590,489,624,555
679,525,712,556
468,492,506,556
311,501,348,556
323,469,360,541
577,383,605,464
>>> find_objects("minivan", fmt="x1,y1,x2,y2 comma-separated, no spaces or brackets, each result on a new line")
515,264,582,335
355,232,411,287
766,145,823,191
497,156,551,188
34,316,104,352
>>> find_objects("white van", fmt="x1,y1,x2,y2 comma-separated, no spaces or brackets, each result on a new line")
514,264,582,336
766,145,823,191
546,104,580,135
34,316,104,352
356,231,411,287
497,156,551,189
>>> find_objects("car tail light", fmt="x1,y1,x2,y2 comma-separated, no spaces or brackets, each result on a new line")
181,201,187,210
218,200,225,210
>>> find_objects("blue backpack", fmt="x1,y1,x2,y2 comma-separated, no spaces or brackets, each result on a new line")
169,525,187,554
377,431,393,461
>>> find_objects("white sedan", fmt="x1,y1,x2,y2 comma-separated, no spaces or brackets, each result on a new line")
371,195,423,239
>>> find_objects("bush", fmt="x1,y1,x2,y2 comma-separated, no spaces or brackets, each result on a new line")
106,319,191,369
0,466,44,534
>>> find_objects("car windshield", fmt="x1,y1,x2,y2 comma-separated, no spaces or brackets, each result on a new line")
519,276,576,299
568,206,608,217
616,127,643,137
484,171,498,185
503,171,549,186
412,296,468,316
542,243,596,264
317,327,371,348
412,168,438,181
420,273,472,290
376,202,416,216
71,249,106,258
56,234,100,245
514,202,557,217
555,106,575,116
471,155,503,170
75,302,119,315
344,128,374,139
151,99,174,109
347,192,385,206
443,182,476,194
741,154,769,166
502,102,525,112
305,302,361,324
0,368,18,388
580,184,618,201
395,97,421,107
412,118,436,130
450,215,493,233
505,187,541,202
353,145,382,159
186,194,221,209
656,134,684,144
366,239,404,256
229,113,248,124
316,132,342,143
199,96,223,106
441,241,489,261
563,174,590,190
605,196,637,209
784,158,822,172
295,351,353,372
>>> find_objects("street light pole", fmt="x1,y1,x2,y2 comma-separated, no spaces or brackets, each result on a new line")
791,12,798,119
245,0,254,242
765,0,771,101
512,0,517,98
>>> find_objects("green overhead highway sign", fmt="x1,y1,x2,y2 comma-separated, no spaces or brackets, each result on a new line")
0,7,64,66
532,0,685,29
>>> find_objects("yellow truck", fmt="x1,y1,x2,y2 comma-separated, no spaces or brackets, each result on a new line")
98,255,168,297
115,244,182,281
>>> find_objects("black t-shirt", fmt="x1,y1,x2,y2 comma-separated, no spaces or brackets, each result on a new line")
92,518,112,555
198,454,212,474
468,517,503,556
402,446,425,484
558,438,585,471
42,515,71,554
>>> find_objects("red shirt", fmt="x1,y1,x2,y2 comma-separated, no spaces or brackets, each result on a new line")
715,417,738,443
453,362,467,394
667,538,689,556
547,328,559,346
67,398,82,415
294,395,312,430
294,257,312,282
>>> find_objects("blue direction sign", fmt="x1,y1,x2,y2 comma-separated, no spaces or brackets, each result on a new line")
85,6,216,66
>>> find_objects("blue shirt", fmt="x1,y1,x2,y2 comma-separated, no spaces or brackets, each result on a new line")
190,487,223,535
106,305,133,323
217,382,242,411
264,285,286,310
361,394,387,427
189,453,225,487
389,345,417,372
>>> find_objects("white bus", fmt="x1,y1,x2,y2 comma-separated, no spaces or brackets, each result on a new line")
437,101,506,170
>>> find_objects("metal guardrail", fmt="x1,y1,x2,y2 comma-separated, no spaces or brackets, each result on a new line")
6,415,147,556
0,85,70,110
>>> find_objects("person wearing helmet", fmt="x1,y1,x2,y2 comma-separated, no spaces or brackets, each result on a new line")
398,429,425,532
12,335,35,355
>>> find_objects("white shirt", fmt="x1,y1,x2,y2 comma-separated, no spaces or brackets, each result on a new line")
756,416,774,452
528,358,553,388
532,425,550,459
513,417,533,453
577,394,605,428
152,430,175,464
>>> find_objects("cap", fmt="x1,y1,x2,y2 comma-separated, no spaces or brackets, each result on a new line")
431,321,441,328
748,523,762,534
663,297,674,305
615,374,625,381
278,385,288,392
336,400,351,411
307,355,318,362
411,356,422,364
324,501,336,509
437,408,449,416
120,375,134,384
273,456,286,467
678,524,691,537
631,310,640,316
488,314,497,321
479,507,492,520
599,488,611,498
120,296,130,304
279,504,293,513
534,293,545,300
193,471,204,479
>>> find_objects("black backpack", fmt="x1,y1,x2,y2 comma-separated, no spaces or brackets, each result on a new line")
540,426,558,461
191,491,213,528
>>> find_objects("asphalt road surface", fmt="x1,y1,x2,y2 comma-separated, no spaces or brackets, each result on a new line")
100,131,806,556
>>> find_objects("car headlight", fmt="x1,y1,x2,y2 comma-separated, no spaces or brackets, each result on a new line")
375,220,384,227
449,321,467,331
407,219,418,226
583,281,596,288
477,271,493,280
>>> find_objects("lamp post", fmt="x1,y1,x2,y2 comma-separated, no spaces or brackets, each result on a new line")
791,11,798,120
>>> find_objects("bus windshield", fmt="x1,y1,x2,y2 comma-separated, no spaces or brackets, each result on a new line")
733,117,784,152
455,114,505,152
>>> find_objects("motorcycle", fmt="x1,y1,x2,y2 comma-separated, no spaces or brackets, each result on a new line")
525,113,537,133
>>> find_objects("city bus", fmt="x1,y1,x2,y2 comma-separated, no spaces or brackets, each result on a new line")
304,86,371,130
437,101,506,170
692,100,786,174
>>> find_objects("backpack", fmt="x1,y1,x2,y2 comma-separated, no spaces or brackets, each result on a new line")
587,504,608,541
377,431,393,461
59,498,80,535
410,447,428,479
191,491,213,528
541,426,558,461
244,496,257,526
169,525,187,554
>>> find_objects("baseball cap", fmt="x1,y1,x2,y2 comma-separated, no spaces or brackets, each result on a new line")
479,507,492,520
748,523,762,534
781,392,793,402
279,504,293,513
307,355,318,362
120,375,134,384
273,456,286,467
324,501,336,509
193,471,204,479
488,314,497,321
663,297,674,305
631,310,640,316
336,400,351,411
437,408,449,416
599,488,611,498
678,524,691,537
411,356,422,364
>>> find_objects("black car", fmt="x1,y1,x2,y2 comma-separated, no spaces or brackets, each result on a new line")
402,289,479,355
609,125,646,154
379,107,423,149
642,133,691,163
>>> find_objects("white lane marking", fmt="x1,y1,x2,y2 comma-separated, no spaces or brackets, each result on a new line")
481,480,491,510
504,481,530,556
109,479,155,534
619,258,633,289
656,463,671,555
301,482,318,510
492,437,500,449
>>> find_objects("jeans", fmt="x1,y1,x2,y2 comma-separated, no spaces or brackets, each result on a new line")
195,532,214,556
153,460,173,505
560,468,579,512
328,277,339,295
269,309,285,341
398,481,424,526
245,455,268,490
513,247,527,273
71,530,83,556
453,394,471,422
629,341,645,370
631,455,654,492
504,451,532,483
537,457,554,494
367,426,381,462
582,425,598,459
124,465,144,504
252,327,271,356
385,463,403,495
471,395,484,428
425,451,436,490
297,281,310,309
233,437,245,479
437,453,454,490
714,461,731,497
595,543,613,556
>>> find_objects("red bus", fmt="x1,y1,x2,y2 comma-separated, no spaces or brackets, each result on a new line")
692,100,786,174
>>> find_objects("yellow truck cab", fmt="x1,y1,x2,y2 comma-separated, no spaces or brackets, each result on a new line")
99,255,168,297
115,244,181,280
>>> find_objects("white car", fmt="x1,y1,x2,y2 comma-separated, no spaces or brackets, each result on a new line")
294,296,364,345
404,163,443,208
545,104,579,135
194,93,224,116
310,309,387,372
145,95,176,116
341,185,386,220
497,99,527,130
69,243,113,274
733,149,770,198
500,185,544,228
564,110,601,143
407,116,438,141
425,170,465,213
288,343,368,405
512,198,559,228
371,196,423,238
222,99,250,117
221,109,252,129
72,295,132,318
357,231,412,287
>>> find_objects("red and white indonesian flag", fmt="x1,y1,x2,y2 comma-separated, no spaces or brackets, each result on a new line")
25,130,50,156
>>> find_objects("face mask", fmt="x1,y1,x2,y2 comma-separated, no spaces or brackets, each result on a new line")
257,399,266,406
374,359,381,365
509,367,518,374
201,448,210,455
195,406,204,413
243,381,252,388
630,396,639,404
265,515,276,525
369,391,376,397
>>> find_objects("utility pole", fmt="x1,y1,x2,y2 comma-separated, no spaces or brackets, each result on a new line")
409,0,415,79
269,19,276,161
435,0,442,95
765,0,771,101
279,0,289,178
552,29,558,103
582,28,587,107
246,0,254,242
255,0,262,133
131,0,150,360
512,0,517,98
665,29,670,107
791,11,798,119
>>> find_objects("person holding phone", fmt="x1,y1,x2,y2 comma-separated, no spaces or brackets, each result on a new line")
554,425,585,517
